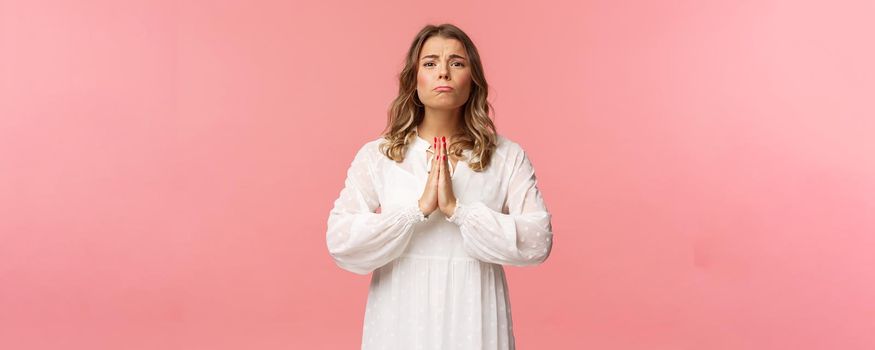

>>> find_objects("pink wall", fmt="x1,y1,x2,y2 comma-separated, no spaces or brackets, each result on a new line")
2,0,873,349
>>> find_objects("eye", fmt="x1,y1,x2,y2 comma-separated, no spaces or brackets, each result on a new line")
422,61,465,67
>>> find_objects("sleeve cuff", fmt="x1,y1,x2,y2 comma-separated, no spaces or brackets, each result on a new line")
400,201,428,224
445,202,476,225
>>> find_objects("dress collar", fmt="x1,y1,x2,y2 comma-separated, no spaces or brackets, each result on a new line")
412,125,431,150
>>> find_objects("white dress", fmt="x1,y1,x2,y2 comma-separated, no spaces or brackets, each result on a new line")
326,128,554,350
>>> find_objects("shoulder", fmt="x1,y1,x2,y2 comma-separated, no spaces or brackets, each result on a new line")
493,133,526,160
355,137,388,155
493,134,541,174
494,133,518,150
366,137,386,150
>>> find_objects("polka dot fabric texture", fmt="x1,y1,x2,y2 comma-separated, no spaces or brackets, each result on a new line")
326,132,553,350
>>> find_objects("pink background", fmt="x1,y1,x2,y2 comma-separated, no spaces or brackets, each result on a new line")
2,0,874,349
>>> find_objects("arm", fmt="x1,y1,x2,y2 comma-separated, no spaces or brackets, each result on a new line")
445,149,553,266
325,143,427,275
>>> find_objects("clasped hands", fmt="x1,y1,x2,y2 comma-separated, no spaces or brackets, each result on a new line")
418,136,457,218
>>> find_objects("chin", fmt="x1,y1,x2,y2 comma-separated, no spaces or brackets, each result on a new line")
427,101,466,109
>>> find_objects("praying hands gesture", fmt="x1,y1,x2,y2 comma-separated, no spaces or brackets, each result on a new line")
418,136,458,218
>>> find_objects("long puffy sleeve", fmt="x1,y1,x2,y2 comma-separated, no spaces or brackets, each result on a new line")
326,143,428,275
445,148,553,266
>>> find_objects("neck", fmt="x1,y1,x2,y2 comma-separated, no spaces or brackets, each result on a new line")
418,107,463,142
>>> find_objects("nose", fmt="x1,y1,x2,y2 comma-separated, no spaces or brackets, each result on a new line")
439,63,450,80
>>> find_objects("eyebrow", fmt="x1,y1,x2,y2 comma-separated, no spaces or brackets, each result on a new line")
420,54,467,61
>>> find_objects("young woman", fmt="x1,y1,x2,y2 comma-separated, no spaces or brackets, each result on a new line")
326,23,554,350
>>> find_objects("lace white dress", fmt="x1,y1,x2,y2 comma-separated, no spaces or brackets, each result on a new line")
326,128,553,350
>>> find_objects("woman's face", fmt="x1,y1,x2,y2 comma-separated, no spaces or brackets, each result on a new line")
416,36,472,111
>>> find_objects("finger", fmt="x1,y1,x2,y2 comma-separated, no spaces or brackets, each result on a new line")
438,149,445,181
433,139,440,180
442,137,449,173
435,139,444,182
433,155,441,184
436,137,442,159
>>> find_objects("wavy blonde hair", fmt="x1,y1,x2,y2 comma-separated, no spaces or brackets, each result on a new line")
378,23,498,172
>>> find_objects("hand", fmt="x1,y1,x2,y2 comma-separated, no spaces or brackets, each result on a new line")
418,137,441,216
436,136,458,217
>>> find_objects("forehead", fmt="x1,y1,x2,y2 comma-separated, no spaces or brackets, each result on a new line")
419,36,466,58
